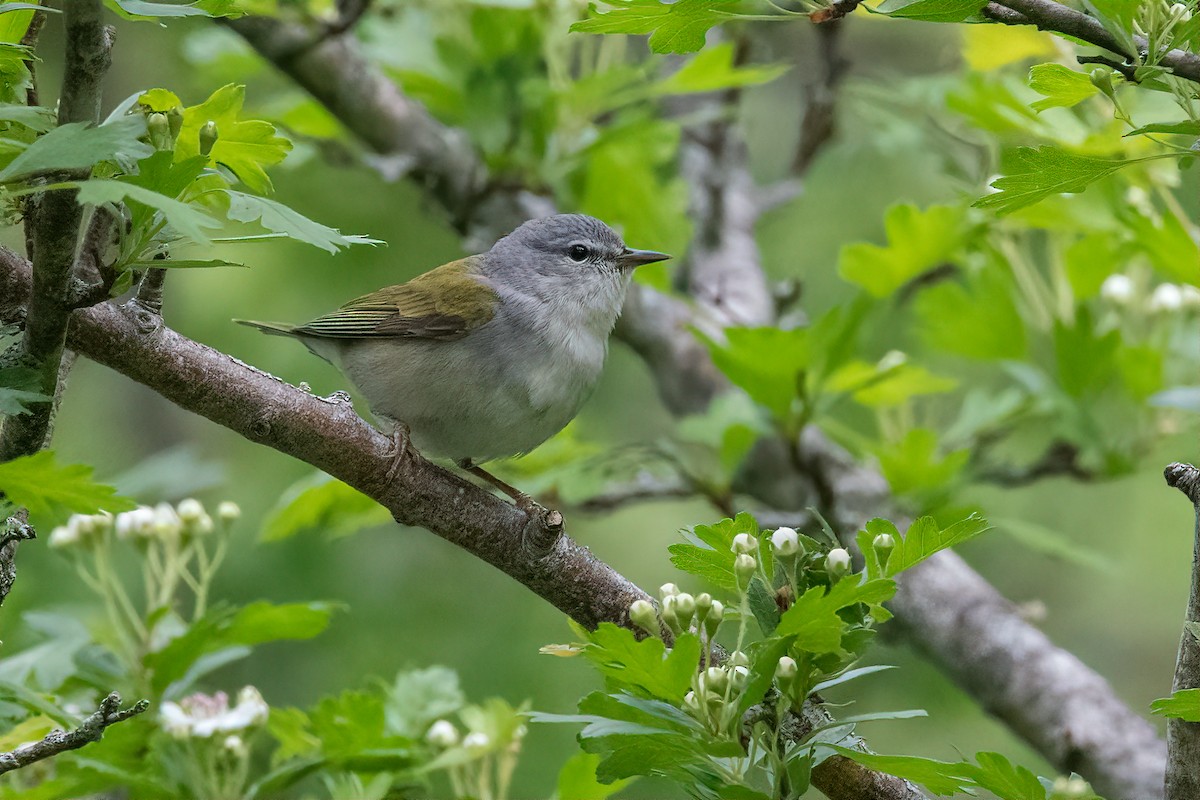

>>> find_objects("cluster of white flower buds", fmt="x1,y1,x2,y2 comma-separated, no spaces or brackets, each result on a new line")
49,499,241,552
48,511,112,550
424,718,525,755
1050,775,1093,798
684,650,751,717
1100,274,1200,313
731,533,759,589
159,686,268,739
629,584,725,640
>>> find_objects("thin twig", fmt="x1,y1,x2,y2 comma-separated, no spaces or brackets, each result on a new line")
0,693,149,775
1163,462,1200,800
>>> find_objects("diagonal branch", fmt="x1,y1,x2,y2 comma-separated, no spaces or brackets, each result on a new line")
0,692,149,775
0,249,928,800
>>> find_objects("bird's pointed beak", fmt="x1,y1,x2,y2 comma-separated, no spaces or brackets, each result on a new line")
617,247,671,271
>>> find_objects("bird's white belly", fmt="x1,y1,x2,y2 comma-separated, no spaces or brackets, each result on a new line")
321,325,605,462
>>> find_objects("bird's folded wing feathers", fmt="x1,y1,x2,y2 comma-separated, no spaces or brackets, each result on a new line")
287,256,498,341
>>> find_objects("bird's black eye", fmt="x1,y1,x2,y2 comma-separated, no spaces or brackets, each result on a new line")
568,244,590,262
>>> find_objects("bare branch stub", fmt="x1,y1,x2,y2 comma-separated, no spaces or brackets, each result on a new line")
0,693,149,776
1163,462,1200,800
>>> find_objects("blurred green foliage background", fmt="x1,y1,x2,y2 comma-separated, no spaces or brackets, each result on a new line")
4,6,1197,797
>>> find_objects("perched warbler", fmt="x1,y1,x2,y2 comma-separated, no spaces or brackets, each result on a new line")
239,214,669,508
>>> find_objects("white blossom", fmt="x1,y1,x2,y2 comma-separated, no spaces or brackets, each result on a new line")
217,501,241,522
825,548,851,577
115,506,156,540
1100,274,1134,304
177,498,204,522
426,719,459,748
158,686,269,739
1150,283,1185,313
731,532,757,555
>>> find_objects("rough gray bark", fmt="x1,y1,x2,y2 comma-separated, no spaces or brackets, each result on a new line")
0,0,112,463
1163,463,1200,800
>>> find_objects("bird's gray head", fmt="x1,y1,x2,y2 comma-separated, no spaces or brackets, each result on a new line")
483,214,671,334
488,214,670,281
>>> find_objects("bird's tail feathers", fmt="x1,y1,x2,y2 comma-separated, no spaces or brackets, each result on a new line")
234,319,299,338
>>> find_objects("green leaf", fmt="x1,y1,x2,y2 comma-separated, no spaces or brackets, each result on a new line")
838,204,970,298
556,752,636,800
0,451,135,519
655,42,788,94
811,664,897,693
874,0,985,22
73,178,221,244
913,267,1027,360
873,514,990,577
145,601,336,695
1064,233,1123,298
1053,309,1119,397
1028,64,1098,111
973,147,1152,216
0,102,56,132
669,512,760,590
1151,688,1200,721
775,578,896,654
1126,211,1200,286
826,746,976,796
176,84,291,193
1125,120,1200,137
698,327,809,422
384,666,464,738
224,190,381,253
0,365,49,415
260,472,392,542
851,363,958,407
0,115,152,183
581,625,701,702
571,0,741,55
968,752,1045,800
107,0,215,17
874,428,969,501
137,87,183,113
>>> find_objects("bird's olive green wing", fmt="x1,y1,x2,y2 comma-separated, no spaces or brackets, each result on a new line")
291,256,498,341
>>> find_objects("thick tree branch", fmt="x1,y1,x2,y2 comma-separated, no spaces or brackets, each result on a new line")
0,250,928,800
0,0,112,461
1163,462,1200,800
988,0,1200,84
0,693,148,775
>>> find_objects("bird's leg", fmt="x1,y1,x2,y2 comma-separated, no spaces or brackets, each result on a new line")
383,422,412,487
458,458,541,514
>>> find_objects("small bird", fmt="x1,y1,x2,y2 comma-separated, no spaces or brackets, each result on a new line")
239,214,669,508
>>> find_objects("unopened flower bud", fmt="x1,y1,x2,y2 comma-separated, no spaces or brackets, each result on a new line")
694,592,713,620
1089,67,1115,96
223,734,247,756
177,498,204,523
1150,283,1185,313
872,532,895,564
1100,274,1134,304
683,690,700,714
731,532,757,555
426,719,458,748
217,501,241,523
728,650,750,668
702,666,728,695
734,553,757,588
166,106,183,138
730,664,750,691
154,502,182,541
673,592,695,627
199,120,219,157
659,582,679,600
1170,2,1191,24
770,527,801,559
776,655,798,686
462,731,490,752
48,524,79,549
148,112,171,150
825,548,851,579
703,600,724,638
629,599,659,636
661,597,682,635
